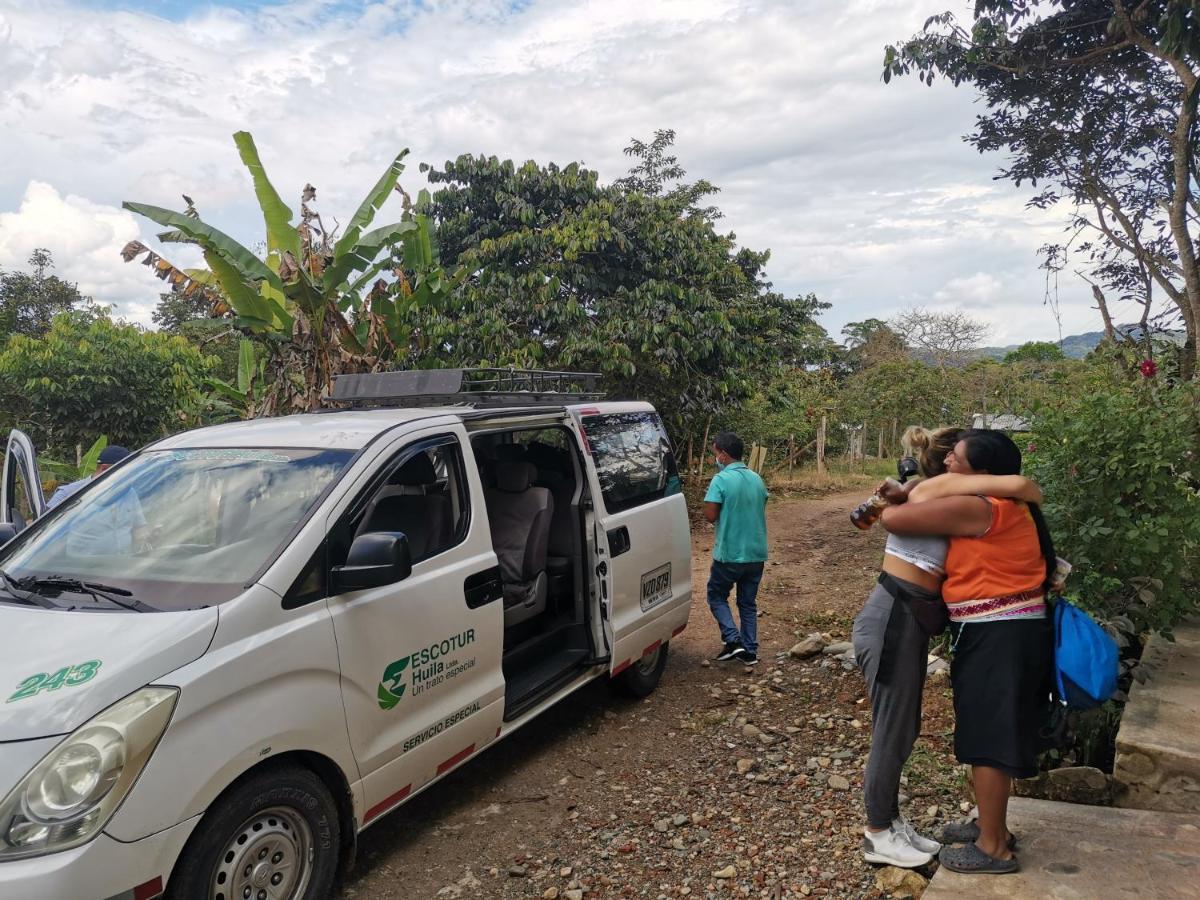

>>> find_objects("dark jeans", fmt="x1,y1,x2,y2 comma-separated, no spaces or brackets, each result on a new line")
706,560,764,652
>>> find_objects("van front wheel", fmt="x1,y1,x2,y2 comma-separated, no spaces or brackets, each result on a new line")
613,642,669,698
166,765,340,900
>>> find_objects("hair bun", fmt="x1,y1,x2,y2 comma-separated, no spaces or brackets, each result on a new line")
901,426,931,453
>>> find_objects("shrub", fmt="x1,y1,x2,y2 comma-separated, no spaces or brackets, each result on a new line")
0,311,217,456
1027,378,1200,637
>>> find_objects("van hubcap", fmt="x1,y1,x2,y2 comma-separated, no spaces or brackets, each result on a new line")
210,807,313,900
634,646,661,675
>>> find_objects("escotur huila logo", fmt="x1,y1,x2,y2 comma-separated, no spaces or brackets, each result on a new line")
377,630,477,710
377,656,410,710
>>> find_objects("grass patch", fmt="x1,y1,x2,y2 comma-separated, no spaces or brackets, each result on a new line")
794,609,856,633
768,459,896,498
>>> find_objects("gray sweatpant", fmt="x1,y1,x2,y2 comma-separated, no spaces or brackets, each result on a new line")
851,582,930,829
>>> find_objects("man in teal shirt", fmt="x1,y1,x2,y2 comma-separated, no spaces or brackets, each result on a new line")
703,431,769,664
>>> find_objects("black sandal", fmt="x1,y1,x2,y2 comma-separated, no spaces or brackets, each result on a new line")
941,820,1018,850
938,842,1019,875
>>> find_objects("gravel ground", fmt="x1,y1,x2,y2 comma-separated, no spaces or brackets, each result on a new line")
339,489,965,899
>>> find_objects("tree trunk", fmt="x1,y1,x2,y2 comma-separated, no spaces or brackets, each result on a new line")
1162,60,1200,378
1092,283,1117,343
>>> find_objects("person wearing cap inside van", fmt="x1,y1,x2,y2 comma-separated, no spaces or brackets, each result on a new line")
703,431,769,665
46,444,132,510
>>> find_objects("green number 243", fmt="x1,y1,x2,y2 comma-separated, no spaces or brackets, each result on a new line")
6,661,102,703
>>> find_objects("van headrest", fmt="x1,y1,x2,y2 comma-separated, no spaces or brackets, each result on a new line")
493,443,527,462
392,453,437,486
494,461,537,493
526,440,568,472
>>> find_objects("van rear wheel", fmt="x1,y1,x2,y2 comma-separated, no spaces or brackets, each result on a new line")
165,765,340,900
613,642,669,698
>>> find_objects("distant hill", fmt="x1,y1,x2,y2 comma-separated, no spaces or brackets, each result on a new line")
976,325,1184,361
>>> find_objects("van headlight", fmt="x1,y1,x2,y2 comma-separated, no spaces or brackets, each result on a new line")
0,687,177,860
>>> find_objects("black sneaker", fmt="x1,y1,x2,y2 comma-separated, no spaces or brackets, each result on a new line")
740,651,758,665
716,642,745,661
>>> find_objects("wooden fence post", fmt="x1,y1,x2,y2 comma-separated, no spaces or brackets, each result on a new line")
788,434,795,479
817,416,827,475
877,428,884,459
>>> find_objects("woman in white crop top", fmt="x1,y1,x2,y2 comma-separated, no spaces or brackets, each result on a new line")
853,426,1043,869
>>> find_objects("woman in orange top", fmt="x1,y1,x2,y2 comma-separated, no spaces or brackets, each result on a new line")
881,429,1056,876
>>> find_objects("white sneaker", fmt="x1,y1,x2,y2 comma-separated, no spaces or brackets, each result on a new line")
862,824,934,868
893,816,942,855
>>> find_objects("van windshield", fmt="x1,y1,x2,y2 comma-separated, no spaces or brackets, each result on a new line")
0,447,354,610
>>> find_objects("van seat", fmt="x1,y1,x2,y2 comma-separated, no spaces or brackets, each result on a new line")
360,454,450,562
485,461,553,628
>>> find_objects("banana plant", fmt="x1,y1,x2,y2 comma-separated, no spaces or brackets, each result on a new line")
204,339,267,417
123,132,460,414
41,435,108,486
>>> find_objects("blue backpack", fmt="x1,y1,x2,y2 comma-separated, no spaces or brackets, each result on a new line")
1052,598,1119,709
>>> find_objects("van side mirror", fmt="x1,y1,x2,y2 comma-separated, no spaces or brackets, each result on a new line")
0,523,16,545
331,532,413,593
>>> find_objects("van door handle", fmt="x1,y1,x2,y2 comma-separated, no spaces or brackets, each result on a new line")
607,526,631,557
464,566,503,608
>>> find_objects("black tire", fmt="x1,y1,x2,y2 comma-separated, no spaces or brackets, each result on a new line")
166,764,340,900
612,641,669,698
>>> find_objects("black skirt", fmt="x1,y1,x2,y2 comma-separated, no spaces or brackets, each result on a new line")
949,616,1054,779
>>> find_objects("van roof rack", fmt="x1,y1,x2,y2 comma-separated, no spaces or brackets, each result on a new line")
328,367,604,409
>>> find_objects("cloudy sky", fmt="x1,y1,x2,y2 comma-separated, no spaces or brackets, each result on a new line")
0,0,1118,345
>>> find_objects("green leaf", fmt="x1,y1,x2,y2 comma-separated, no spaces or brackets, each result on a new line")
323,219,418,294
203,377,249,404
344,257,395,300
328,149,409,284
203,250,277,327
80,434,108,475
124,201,284,294
237,339,256,394
233,131,301,260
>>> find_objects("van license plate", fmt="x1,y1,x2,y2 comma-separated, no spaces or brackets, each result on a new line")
640,564,672,611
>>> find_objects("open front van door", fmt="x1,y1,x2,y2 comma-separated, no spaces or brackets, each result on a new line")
1,429,46,530
572,404,691,681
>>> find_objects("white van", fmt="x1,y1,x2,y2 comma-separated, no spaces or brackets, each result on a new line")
0,369,691,900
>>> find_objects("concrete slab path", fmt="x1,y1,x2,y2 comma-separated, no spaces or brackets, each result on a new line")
1114,621,1200,813
923,797,1200,899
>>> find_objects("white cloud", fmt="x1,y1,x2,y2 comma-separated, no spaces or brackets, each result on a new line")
0,181,160,323
0,0,1107,343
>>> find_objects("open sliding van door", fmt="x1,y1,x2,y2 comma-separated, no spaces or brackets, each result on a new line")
1,429,46,531
570,404,691,678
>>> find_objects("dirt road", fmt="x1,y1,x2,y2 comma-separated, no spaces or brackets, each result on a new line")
339,490,959,899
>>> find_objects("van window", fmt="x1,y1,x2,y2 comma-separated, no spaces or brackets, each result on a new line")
581,412,680,513
328,437,470,578
0,447,354,609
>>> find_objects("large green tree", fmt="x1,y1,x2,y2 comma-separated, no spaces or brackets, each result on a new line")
885,1,1200,378
411,133,830,437
0,311,216,454
1004,340,1066,364
839,318,909,373
0,249,90,341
